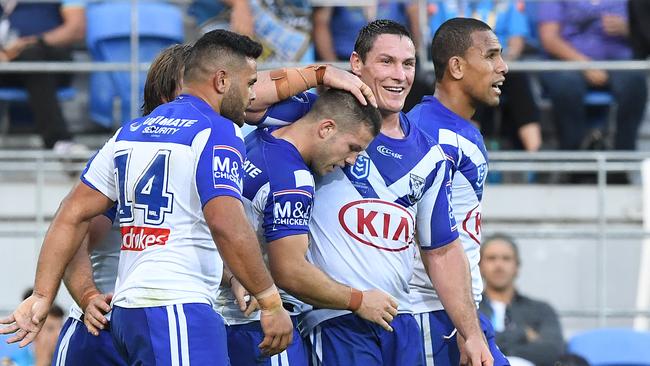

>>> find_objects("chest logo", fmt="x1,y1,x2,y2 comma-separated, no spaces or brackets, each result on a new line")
350,155,370,180
408,174,426,204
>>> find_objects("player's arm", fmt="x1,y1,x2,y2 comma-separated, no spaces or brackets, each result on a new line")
417,159,492,366
0,183,114,346
247,65,376,121
204,197,292,356
63,213,114,336
267,234,398,331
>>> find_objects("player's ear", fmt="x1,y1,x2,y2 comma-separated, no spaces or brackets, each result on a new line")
350,52,363,77
448,56,464,80
213,69,229,94
317,119,337,139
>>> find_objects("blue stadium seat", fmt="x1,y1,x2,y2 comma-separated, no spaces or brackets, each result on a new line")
86,1,184,127
0,87,77,134
567,328,650,366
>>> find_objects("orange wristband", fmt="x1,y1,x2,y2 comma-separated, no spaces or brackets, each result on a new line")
80,289,101,310
348,288,363,312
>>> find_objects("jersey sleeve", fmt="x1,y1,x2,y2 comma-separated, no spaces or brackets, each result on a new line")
257,92,318,126
417,157,458,250
195,124,246,207
263,169,314,243
80,131,118,201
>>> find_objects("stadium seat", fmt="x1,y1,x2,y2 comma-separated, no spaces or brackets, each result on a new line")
86,1,184,127
0,87,77,135
567,328,650,366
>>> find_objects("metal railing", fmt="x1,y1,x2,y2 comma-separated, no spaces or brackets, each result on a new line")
0,150,650,327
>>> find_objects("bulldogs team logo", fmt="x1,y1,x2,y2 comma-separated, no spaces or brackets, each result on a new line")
350,155,370,180
407,174,425,204
476,163,488,188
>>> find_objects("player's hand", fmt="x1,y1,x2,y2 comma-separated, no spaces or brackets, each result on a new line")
258,293,293,356
322,65,377,107
354,289,398,332
0,293,52,347
459,333,493,366
583,69,609,87
231,277,259,317
83,293,112,336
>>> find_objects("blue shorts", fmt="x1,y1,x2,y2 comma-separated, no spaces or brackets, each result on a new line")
414,310,509,366
111,303,230,366
308,313,423,366
52,317,126,366
227,316,308,366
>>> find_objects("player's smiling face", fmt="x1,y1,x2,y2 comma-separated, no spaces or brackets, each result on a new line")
461,30,508,107
351,34,416,114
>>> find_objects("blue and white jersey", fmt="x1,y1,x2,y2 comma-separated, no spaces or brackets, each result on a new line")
81,94,246,309
215,127,312,324
407,96,489,313
259,97,458,332
69,207,121,321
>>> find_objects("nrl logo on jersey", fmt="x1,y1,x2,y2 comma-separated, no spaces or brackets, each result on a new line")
350,155,370,179
408,174,425,204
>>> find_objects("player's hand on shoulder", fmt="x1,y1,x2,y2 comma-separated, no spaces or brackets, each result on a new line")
0,293,51,347
83,293,112,336
257,290,293,356
322,65,377,107
355,289,398,332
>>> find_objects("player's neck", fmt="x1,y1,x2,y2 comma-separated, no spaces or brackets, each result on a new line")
180,85,222,115
380,111,405,139
434,84,476,121
271,123,312,164
485,286,515,304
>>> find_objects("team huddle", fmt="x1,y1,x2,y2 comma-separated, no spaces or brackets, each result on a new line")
1,17,509,366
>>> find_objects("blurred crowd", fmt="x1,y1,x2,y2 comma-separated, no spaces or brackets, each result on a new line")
0,0,649,159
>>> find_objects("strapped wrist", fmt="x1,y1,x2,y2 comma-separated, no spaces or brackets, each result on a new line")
80,289,101,310
270,64,329,100
255,284,282,310
347,288,363,312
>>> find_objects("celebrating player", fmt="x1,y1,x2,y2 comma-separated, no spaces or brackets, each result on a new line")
0,30,294,364
407,17,509,366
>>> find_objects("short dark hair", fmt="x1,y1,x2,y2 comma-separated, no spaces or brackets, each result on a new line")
431,17,492,81
354,19,412,62
481,233,521,265
307,89,381,137
142,44,192,115
184,29,263,83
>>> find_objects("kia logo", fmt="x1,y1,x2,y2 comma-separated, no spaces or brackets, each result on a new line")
338,199,414,252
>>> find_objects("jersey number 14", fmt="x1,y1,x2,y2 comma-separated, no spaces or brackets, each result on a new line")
114,149,174,225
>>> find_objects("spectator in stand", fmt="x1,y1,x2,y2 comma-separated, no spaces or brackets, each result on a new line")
0,0,87,154
479,234,564,366
427,2,542,152
189,0,313,64
628,0,650,59
538,0,647,154
312,2,420,62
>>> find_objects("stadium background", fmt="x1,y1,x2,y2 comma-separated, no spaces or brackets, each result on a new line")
1,0,649,360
